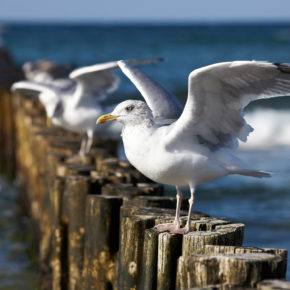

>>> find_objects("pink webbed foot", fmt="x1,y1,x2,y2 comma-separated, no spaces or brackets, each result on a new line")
154,222,190,235
154,221,180,233
168,226,190,235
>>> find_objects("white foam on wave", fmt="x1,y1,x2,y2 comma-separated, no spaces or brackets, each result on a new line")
239,109,290,150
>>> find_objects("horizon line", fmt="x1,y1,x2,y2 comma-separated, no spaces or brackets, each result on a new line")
1,19,290,26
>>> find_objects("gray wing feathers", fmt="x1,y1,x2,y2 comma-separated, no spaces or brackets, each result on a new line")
118,60,183,124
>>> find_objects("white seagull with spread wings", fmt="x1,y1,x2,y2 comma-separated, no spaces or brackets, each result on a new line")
97,60,290,234
12,58,162,157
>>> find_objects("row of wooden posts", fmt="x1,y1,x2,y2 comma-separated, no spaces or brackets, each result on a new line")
0,60,289,289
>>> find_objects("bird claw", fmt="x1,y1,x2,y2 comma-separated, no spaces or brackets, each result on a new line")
154,222,190,235
168,227,190,235
154,222,180,233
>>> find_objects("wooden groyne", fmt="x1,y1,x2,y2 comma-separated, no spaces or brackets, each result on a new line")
0,54,289,290
0,48,23,178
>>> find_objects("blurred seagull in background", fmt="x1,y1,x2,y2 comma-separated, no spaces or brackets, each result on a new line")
22,59,74,83
97,60,290,234
12,58,163,157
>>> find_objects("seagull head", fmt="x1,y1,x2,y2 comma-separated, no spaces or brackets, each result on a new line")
97,100,153,126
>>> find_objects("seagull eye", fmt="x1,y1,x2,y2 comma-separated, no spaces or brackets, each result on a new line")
125,105,134,112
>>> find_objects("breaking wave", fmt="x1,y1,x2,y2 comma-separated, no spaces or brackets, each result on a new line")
239,108,290,150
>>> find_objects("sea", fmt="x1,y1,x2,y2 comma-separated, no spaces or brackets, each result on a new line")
1,23,290,287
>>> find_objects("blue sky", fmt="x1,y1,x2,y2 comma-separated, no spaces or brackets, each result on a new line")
1,0,290,22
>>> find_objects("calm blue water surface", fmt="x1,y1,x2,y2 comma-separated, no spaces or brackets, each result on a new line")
1,23,290,284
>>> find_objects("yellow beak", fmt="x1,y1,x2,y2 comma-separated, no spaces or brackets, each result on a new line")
97,113,118,124
46,117,52,127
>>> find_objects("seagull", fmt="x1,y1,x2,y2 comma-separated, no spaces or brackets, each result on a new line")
11,58,163,157
97,60,290,234
22,59,74,83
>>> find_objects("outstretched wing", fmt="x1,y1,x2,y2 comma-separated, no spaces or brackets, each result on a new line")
11,80,62,116
118,60,183,124
70,62,120,103
11,80,57,98
70,58,164,104
165,61,290,151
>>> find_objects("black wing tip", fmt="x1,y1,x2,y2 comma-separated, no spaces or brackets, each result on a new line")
274,62,290,73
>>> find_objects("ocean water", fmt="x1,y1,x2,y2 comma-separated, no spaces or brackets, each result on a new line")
0,177,39,289
1,23,290,284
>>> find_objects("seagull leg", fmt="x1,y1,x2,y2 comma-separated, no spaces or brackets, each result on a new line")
154,186,182,232
174,186,182,228
182,185,196,234
168,184,195,235
79,133,87,158
85,130,94,154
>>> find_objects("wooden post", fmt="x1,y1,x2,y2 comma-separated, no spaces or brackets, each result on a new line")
49,177,66,290
118,215,155,290
123,195,187,210
204,245,288,279
82,195,122,290
139,229,159,290
157,232,182,290
176,252,284,289
99,158,151,184
102,183,162,197
0,91,16,178
62,175,93,290
0,48,23,176
182,222,245,256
